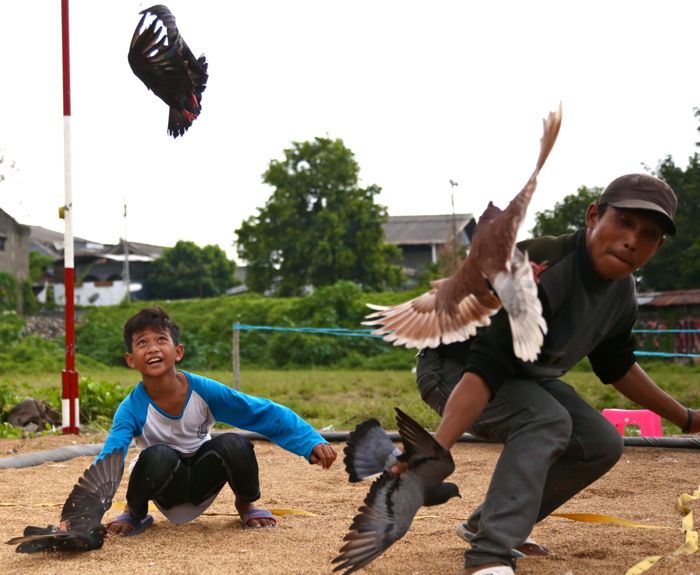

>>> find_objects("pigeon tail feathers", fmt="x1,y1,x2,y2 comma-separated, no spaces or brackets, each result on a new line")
343,419,401,482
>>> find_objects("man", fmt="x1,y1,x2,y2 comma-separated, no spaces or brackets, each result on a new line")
413,173,698,575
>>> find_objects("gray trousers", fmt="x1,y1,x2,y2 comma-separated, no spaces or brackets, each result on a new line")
416,348,624,569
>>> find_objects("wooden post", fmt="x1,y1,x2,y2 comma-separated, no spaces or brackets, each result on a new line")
232,322,240,390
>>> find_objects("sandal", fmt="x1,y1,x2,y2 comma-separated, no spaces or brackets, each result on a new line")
107,513,154,536
241,507,277,529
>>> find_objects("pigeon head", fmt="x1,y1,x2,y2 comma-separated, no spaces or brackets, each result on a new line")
423,482,461,506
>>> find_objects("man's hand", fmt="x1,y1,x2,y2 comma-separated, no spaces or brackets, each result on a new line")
390,458,409,475
310,443,337,469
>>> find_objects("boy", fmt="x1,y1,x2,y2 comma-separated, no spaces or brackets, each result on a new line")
409,174,698,574
96,306,336,535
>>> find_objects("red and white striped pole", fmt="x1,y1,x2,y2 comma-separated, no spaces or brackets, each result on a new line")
61,0,79,434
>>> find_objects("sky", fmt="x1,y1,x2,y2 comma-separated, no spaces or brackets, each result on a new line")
1,1,699,261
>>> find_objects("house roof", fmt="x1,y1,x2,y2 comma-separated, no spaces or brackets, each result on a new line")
384,214,474,245
29,226,166,260
637,289,700,307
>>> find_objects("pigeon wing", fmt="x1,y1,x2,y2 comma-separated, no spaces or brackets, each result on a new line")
491,248,547,362
343,419,401,482
128,5,208,127
332,472,423,575
60,449,124,532
483,104,563,276
395,407,454,481
362,277,499,350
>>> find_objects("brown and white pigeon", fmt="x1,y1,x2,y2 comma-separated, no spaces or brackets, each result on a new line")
128,5,208,138
6,449,124,553
363,105,562,362
332,408,459,574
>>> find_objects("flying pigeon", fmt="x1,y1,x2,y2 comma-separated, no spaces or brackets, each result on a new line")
332,408,459,574
6,449,124,553
128,5,208,138
363,105,562,362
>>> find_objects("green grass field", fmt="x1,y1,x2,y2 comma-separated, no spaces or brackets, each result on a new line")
5,360,699,434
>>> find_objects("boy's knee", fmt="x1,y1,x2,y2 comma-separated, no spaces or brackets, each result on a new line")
209,433,255,460
139,443,180,467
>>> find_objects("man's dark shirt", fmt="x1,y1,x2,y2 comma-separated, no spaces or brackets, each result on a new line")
437,229,637,392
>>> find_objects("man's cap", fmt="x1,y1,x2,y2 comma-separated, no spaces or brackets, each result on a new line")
598,173,677,235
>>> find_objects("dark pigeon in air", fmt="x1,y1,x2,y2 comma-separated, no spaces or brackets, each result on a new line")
6,449,124,553
363,105,562,362
128,4,208,138
332,408,459,574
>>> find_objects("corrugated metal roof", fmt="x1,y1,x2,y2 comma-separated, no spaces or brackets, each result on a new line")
637,289,700,307
385,214,474,245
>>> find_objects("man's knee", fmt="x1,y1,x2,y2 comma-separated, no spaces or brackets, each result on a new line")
579,419,624,469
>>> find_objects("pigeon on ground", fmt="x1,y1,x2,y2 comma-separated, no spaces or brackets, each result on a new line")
363,105,562,362
6,449,124,553
128,5,208,138
332,408,460,574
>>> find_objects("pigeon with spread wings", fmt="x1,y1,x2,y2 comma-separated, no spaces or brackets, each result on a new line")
332,408,459,574
128,5,208,138
364,105,562,362
6,449,124,553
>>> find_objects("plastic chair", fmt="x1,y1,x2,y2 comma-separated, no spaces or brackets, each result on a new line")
601,408,663,437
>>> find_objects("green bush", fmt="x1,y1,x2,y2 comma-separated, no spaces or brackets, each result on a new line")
0,312,24,344
0,272,18,311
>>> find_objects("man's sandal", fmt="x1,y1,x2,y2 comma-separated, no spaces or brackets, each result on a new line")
456,522,551,557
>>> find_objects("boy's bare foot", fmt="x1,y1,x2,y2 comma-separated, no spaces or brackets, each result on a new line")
235,499,276,528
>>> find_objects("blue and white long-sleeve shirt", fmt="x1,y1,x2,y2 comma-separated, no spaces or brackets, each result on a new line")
97,370,327,463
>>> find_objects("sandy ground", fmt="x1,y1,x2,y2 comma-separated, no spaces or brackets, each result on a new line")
1,432,700,575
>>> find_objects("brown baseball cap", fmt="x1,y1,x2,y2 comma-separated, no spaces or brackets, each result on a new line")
598,173,677,235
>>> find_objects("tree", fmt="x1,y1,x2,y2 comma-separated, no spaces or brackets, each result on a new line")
638,154,700,290
236,137,403,295
530,186,602,237
147,241,236,299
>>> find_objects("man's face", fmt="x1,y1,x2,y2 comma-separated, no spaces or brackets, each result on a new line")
125,327,184,376
585,204,666,280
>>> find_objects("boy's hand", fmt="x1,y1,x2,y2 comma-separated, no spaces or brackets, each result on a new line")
310,443,337,469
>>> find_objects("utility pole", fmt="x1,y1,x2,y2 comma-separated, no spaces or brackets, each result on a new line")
122,200,131,302
449,179,459,268
61,0,79,435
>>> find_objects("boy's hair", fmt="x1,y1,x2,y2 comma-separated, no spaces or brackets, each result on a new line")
123,306,181,352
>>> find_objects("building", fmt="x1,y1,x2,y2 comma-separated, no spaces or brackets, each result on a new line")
30,226,166,306
0,208,30,281
384,213,474,277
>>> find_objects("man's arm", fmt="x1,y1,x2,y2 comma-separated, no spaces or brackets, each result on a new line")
433,371,492,449
612,363,698,433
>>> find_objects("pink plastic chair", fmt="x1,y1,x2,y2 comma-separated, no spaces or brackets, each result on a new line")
601,408,663,437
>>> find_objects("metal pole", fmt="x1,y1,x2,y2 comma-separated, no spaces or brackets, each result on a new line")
233,322,240,390
122,200,131,303
61,0,79,434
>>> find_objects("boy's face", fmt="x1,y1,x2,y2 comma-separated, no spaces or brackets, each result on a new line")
585,204,665,280
125,327,184,377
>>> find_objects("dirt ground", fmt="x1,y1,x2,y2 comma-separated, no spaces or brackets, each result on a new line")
1,432,699,575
